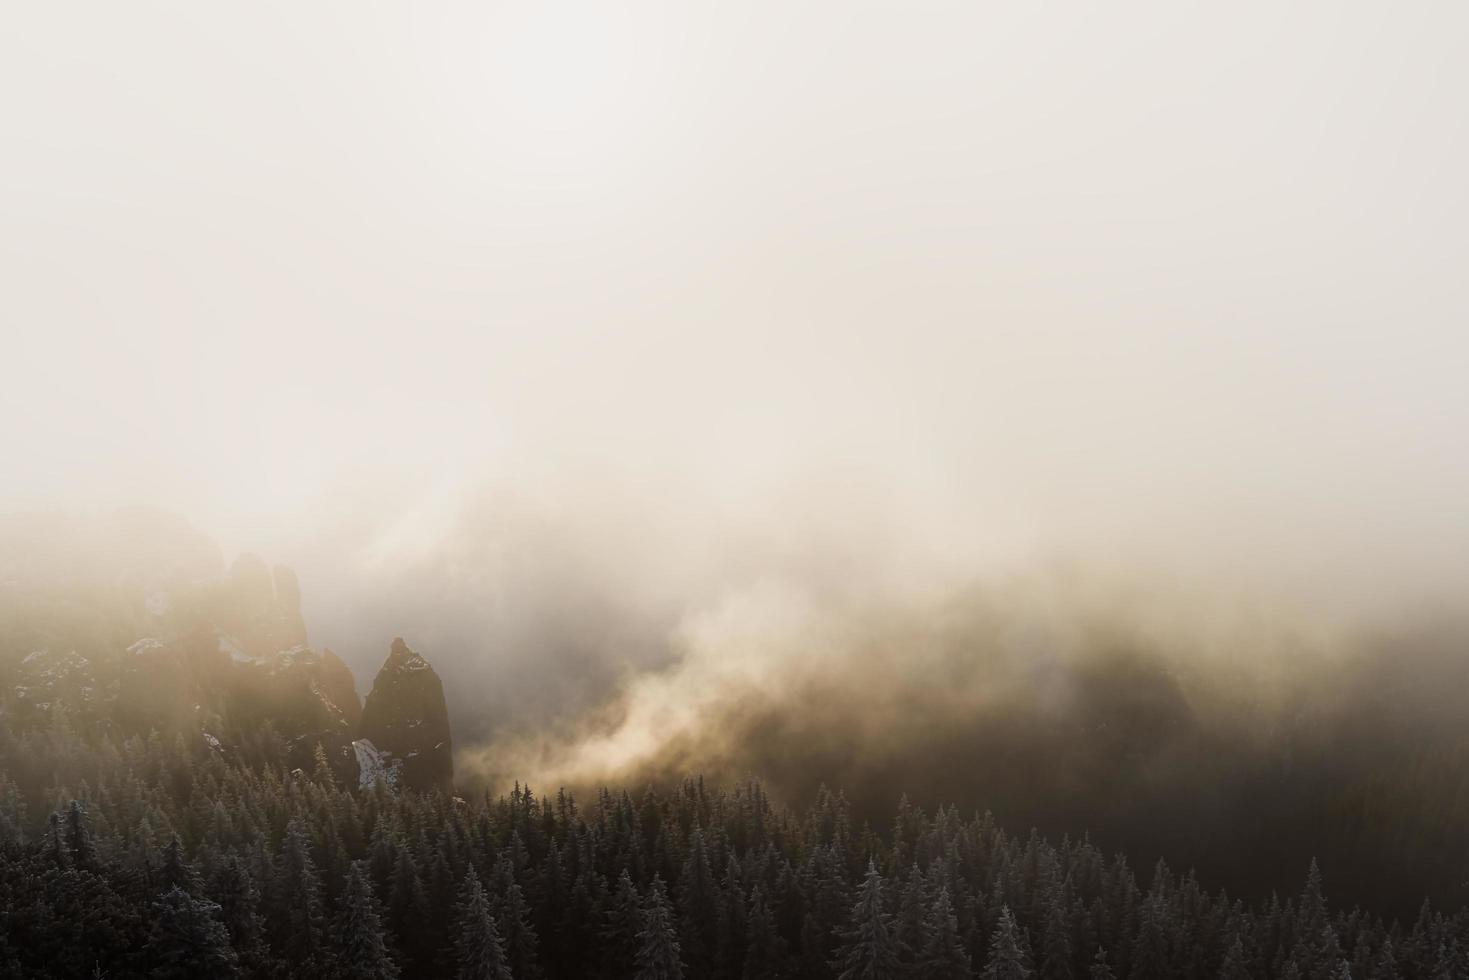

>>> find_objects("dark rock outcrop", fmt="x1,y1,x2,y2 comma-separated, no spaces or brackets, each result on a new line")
357,638,453,793
2,532,454,795
115,638,202,734
228,646,359,781
272,564,308,649
320,648,362,728
211,555,309,660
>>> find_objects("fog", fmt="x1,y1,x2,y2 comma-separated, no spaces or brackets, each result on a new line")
4,2,1469,836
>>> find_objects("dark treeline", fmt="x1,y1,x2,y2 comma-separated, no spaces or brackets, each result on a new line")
2,715,1466,979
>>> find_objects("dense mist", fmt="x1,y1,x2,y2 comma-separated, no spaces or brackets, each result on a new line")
4,5,1469,973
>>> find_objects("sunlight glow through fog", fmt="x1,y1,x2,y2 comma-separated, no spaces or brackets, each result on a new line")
2,1,1468,613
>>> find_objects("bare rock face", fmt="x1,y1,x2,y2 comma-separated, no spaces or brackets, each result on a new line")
116,638,203,734
225,645,359,781
320,648,362,728
357,638,453,793
209,555,311,661
271,564,309,649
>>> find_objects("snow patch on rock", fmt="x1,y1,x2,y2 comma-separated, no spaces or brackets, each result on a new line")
217,632,256,664
127,638,165,657
353,738,399,789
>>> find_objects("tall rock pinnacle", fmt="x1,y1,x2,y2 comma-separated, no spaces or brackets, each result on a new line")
357,638,453,792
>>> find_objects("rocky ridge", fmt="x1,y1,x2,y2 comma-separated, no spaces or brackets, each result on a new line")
0,546,453,792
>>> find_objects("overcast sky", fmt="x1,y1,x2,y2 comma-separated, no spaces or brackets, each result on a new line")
3,2,1468,615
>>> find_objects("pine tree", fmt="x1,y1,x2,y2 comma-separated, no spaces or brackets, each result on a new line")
1299,860,1327,938
982,907,1033,980
64,800,94,868
332,860,399,980
679,829,722,976
897,866,931,970
743,883,790,979
918,887,972,980
313,742,336,786
210,854,266,960
1375,938,1400,980
271,817,326,970
455,869,512,980
497,877,542,980
387,844,434,971
1039,894,1072,980
1088,947,1115,980
1127,896,1168,980
605,868,645,977
1217,936,1250,980
146,886,240,979
636,874,685,980
835,859,905,980
46,810,70,868
160,833,204,894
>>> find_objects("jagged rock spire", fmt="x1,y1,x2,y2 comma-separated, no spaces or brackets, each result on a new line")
358,638,453,793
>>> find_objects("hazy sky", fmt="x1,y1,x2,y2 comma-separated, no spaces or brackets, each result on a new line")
4,2,1469,613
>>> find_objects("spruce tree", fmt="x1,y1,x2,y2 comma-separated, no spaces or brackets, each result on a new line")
636,874,685,980
1039,894,1072,980
210,854,266,963
332,860,399,980
1088,947,1115,980
897,865,931,970
46,811,69,868
1127,896,1168,980
1217,936,1250,980
160,833,205,894
743,883,790,979
1375,938,1400,980
605,868,645,977
918,886,972,980
455,868,512,980
679,829,722,976
982,907,1033,980
388,845,434,971
146,886,240,979
271,817,326,970
835,859,905,980
497,877,542,980
64,800,94,868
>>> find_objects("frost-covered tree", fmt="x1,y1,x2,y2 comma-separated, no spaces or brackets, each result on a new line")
637,874,685,980
332,860,399,980
918,886,972,979
1216,937,1250,980
455,868,512,980
983,907,1033,980
679,829,721,975
743,883,790,979
146,886,239,979
271,818,326,970
836,859,905,980
605,868,646,976
1088,947,1115,980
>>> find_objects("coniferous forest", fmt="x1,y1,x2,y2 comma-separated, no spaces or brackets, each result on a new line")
2,717,1466,979
3,519,1469,978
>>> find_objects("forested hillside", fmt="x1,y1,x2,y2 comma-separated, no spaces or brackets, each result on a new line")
1,717,1465,979
5,514,1469,976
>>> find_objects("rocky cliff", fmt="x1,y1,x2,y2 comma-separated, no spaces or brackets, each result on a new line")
0,520,453,793
356,638,454,793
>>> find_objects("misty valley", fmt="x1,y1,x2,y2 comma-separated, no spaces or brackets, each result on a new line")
2,512,1468,979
